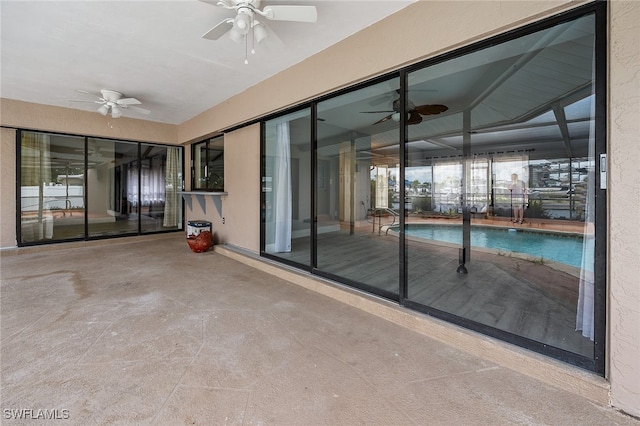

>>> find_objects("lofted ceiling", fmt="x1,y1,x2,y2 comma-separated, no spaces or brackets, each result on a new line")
0,0,416,125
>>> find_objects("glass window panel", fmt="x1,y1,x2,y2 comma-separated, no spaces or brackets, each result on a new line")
140,144,183,233
20,134,183,244
87,138,139,237
20,132,86,243
316,78,400,297
193,141,207,190
207,137,224,191
264,109,311,266
192,137,224,191
406,13,597,359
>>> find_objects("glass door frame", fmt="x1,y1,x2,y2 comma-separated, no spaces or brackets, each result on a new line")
258,1,606,374
16,131,185,246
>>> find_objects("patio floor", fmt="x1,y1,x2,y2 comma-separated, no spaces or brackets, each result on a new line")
1,234,636,425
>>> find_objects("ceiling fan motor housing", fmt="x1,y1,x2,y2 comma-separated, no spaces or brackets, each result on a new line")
100,89,123,102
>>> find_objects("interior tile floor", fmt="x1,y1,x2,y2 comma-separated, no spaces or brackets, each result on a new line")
1,234,637,425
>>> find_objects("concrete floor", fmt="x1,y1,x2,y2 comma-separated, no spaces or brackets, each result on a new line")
1,234,637,425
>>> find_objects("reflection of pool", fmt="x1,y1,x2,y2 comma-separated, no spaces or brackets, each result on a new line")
398,224,588,270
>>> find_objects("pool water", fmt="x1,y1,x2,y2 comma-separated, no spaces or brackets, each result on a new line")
400,224,588,270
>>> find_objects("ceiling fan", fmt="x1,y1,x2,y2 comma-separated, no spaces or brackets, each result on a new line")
362,96,448,126
200,0,317,60
70,89,151,118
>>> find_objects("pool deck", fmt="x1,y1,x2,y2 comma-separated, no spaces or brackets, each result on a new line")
404,214,589,235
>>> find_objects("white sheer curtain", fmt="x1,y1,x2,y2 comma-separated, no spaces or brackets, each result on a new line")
576,95,597,340
163,147,180,228
273,122,292,252
21,132,52,240
140,159,164,206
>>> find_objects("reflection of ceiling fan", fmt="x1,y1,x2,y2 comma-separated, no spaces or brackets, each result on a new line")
362,96,448,126
200,0,317,48
70,89,151,118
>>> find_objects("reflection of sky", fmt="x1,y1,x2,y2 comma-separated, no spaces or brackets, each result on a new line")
406,168,431,184
377,158,594,189
372,167,434,186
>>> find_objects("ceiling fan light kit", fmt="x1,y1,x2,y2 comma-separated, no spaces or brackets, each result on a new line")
233,10,252,35
97,104,109,116
201,0,318,64
111,105,122,118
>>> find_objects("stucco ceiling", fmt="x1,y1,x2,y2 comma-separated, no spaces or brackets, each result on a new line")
0,0,416,125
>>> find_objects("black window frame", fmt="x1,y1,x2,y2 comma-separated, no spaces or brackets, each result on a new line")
258,1,607,374
190,136,224,192
15,128,185,246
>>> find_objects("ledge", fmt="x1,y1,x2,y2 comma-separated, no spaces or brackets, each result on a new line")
179,191,227,215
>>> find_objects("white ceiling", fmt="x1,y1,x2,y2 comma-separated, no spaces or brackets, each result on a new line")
0,0,416,125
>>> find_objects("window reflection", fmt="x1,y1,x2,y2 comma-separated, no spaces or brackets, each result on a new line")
315,78,401,297
405,14,597,358
259,10,601,367
20,132,85,242
192,137,224,191
264,109,312,266
19,133,183,244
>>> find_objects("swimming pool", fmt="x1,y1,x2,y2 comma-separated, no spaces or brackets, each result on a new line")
396,224,588,270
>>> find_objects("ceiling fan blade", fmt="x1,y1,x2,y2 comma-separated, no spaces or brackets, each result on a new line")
203,18,234,40
414,104,448,115
75,89,104,100
262,5,318,22
198,0,227,6
117,97,141,106
368,93,395,107
408,110,423,125
76,89,97,96
373,114,393,125
69,99,102,104
126,105,151,115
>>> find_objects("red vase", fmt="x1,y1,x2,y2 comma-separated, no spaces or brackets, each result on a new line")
187,230,213,253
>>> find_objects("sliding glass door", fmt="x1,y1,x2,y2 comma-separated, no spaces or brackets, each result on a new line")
263,109,312,267
315,78,400,298
405,12,600,362
86,139,138,237
19,132,183,244
19,132,86,243
140,144,183,233
260,4,604,371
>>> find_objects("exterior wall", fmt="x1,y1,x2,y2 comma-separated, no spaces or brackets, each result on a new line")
221,124,261,252
181,125,260,252
0,99,181,249
0,99,179,144
0,0,638,416
0,128,17,248
608,0,640,417
177,1,639,416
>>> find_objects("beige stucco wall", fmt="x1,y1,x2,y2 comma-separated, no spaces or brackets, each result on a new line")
608,0,640,417
1,0,638,416
181,124,260,252
0,99,179,144
220,124,261,252
0,99,181,249
0,128,18,248
178,0,639,416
